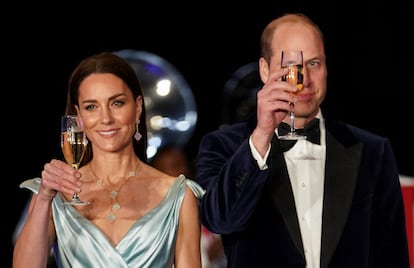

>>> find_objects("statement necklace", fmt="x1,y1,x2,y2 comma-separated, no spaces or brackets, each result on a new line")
90,162,140,223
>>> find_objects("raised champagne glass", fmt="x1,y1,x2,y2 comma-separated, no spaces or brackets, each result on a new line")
61,115,90,205
278,50,306,140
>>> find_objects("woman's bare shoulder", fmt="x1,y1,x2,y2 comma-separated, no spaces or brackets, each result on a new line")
139,163,178,188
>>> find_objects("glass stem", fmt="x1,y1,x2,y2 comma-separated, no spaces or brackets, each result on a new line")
290,102,295,133
72,165,79,201
72,193,79,201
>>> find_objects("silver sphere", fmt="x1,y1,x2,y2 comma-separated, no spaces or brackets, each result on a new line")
114,49,197,159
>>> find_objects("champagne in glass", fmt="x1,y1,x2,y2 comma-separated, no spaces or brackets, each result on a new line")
61,115,90,205
279,50,306,140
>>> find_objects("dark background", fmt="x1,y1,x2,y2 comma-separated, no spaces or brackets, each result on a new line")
4,1,413,266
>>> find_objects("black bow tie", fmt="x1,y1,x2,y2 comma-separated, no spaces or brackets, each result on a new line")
278,118,321,152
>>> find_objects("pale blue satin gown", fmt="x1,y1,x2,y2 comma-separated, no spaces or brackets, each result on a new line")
20,174,205,268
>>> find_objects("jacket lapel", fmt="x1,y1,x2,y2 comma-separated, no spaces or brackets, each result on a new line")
320,121,362,268
268,134,304,255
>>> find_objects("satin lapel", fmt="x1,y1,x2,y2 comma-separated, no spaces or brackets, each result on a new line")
268,135,304,254
320,131,362,268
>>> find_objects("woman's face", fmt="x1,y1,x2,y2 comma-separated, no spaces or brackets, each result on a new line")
76,73,142,154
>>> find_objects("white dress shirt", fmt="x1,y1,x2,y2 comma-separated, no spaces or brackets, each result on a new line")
249,110,326,268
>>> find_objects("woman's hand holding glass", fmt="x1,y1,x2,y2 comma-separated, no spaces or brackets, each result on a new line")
39,159,82,201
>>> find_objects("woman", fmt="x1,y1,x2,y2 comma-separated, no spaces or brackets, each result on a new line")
13,51,205,268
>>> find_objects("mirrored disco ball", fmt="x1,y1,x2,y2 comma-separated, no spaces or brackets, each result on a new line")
114,49,197,159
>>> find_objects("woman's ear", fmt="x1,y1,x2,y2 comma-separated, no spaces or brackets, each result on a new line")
135,95,143,121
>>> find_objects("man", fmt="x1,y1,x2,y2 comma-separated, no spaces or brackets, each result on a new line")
195,13,409,267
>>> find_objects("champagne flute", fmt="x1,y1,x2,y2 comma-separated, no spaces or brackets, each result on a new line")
61,115,90,205
278,50,306,140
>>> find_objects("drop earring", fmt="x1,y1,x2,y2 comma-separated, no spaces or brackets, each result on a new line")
134,120,142,141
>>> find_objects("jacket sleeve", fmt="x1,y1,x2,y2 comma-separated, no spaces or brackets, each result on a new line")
195,128,271,234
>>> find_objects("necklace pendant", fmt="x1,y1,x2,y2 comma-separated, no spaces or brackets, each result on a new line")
109,190,118,199
112,203,121,211
107,212,116,223
90,163,140,224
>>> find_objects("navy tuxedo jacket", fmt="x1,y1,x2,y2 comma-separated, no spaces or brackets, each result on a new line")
196,111,409,268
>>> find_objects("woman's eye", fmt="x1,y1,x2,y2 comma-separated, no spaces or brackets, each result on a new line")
85,104,96,110
113,100,125,106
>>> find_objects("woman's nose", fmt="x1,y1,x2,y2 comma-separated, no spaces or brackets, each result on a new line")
100,108,113,124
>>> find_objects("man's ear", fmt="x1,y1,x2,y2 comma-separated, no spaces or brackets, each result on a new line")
259,57,269,84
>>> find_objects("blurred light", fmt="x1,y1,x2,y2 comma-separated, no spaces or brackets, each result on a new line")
156,79,171,96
